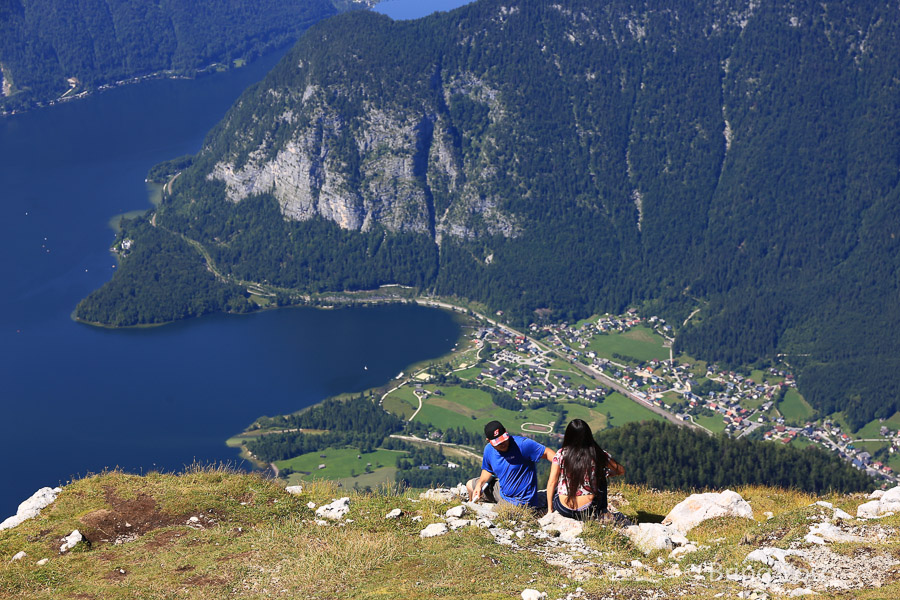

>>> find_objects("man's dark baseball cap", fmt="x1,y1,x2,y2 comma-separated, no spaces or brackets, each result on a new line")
484,420,510,447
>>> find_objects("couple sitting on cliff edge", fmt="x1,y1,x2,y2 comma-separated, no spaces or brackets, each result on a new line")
466,418,625,520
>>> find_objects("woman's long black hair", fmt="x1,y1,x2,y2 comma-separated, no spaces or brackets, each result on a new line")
560,419,606,508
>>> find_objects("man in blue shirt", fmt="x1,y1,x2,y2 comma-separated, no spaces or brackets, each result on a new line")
466,420,555,509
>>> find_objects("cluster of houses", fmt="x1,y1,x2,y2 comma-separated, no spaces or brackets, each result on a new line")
461,311,899,483
475,358,608,404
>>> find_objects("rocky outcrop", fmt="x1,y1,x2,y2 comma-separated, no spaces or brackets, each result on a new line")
206,73,520,243
662,490,753,532
315,497,350,520
623,523,690,554
0,487,62,531
856,485,900,518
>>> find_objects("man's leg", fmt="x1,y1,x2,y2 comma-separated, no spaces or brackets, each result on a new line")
466,476,499,502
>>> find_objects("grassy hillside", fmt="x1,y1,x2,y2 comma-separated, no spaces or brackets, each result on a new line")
2,468,898,599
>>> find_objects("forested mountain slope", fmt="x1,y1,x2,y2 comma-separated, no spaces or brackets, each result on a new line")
0,0,361,111
83,0,900,430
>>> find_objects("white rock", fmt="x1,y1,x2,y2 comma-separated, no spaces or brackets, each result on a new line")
789,588,817,597
445,505,467,518
10,551,26,562
285,485,303,495
764,511,774,520
385,508,403,519
420,523,449,538
420,489,456,502
663,490,753,533
36,558,49,566
856,500,883,518
670,544,699,560
869,490,885,499
448,518,473,530
630,559,644,568
882,485,900,503
814,501,833,509
804,533,826,545
412,515,423,522
744,547,804,567
315,497,350,520
188,516,200,523
60,530,83,553
624,523,690,555
0,487,63,531
465,501,499,520
307,502,316,509
831,508,853,521
538,511,584,542
807,522,867,544
521,589,547,600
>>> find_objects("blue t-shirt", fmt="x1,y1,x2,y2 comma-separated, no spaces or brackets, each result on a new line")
482,436,547,506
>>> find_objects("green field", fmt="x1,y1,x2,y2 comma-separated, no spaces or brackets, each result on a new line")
562,402,607,432
588,326,669,363
694,413,727,433
778,389,815,424
275,447,404,481
888,453,900,473
409,386,559,435
852,440,890,454
600,392,665,427
387,383,644,436
855,412,900,439
455,366,484,381
789,436,815,450
382,385,419,419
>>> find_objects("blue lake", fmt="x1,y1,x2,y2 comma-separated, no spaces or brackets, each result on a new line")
0,49,458,517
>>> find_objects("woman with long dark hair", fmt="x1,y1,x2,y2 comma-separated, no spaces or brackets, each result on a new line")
546,419,625,520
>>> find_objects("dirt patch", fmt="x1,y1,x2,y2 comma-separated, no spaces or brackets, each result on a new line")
77,487,185,547
144,529,185,551
103,568,128,581
26,528,53,542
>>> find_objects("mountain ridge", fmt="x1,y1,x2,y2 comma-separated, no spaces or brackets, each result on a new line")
79,0,900,430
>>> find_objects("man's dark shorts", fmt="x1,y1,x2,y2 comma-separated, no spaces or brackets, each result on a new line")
467,476,547,509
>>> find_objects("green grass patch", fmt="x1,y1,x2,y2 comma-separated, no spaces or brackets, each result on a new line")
455,366,483,381
600,392,665,427
694,413,727,433
409,384,559,435
887,452,900,473
561,402,607,432
855,412,900,439
850,440,889,454
336,467,398,490
789,436,815,450
249,294,273,307
382,386,420,419
588,325,669,364
275,447,404,480
779,389,815,424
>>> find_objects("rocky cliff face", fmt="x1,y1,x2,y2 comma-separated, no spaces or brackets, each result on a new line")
207,73,520,242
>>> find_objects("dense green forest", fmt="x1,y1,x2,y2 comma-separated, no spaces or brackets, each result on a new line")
597,421,874,494
80,0,900,430
0,0,351,111
246,396,404,462
74,218,252,326
248,395,873,494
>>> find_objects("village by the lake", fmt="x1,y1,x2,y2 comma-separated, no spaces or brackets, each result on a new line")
234,300,900,489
